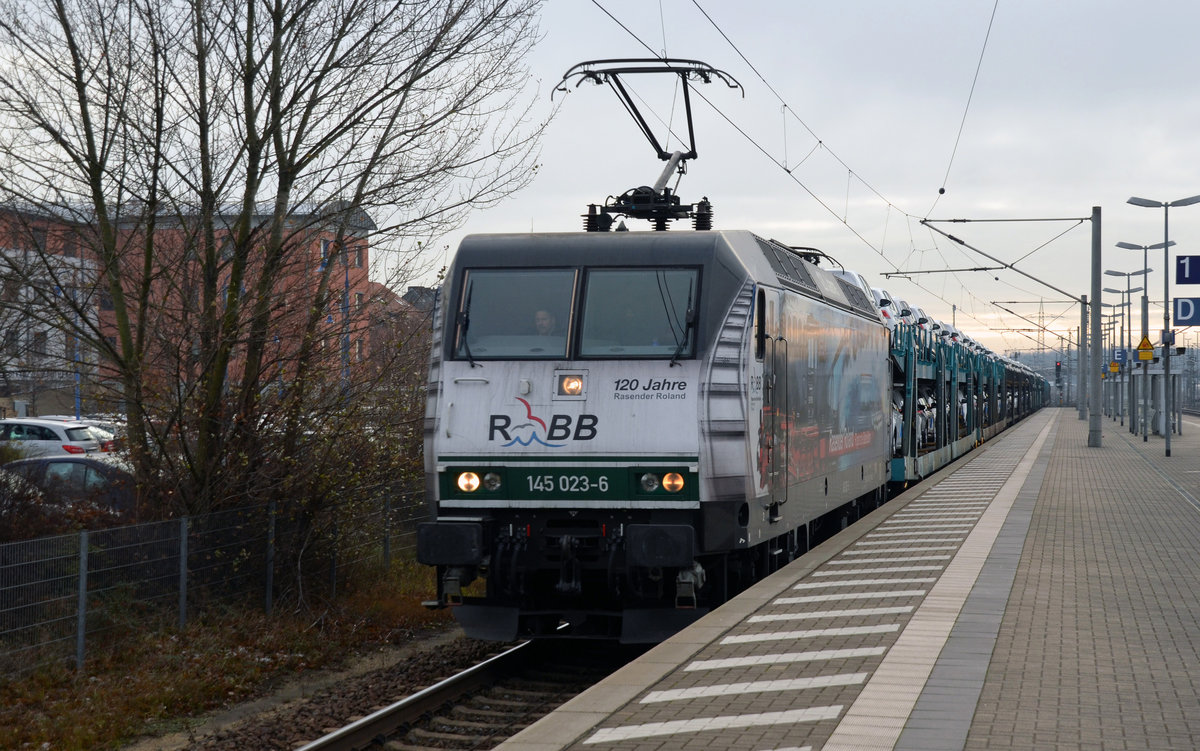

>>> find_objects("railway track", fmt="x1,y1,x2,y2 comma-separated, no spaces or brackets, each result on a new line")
296,639,645,751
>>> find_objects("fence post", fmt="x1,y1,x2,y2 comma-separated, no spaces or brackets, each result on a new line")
75,529,88,672
266,499,275,615
178,517,188,629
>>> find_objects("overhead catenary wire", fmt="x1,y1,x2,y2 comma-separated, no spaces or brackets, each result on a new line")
685,1,1066,352
591,1,1015,344
927,0,1001,217
588,0,1069,353
687,0,1013,338
687,0,894,210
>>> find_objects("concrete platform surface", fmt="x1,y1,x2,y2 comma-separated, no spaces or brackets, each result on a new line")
496,408,1200,750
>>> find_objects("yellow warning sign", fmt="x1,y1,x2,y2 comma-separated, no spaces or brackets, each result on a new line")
1138,336,1155,361
1110,361,1119,373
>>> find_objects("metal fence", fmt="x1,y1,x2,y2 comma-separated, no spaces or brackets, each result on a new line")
0,484,429,679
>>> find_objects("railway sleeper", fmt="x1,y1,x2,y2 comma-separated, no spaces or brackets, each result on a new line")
405,727,507,745
523,667,612,682
472,696,531,711
505,678,574,692
488,686,565,701
433,717,522,733
451,705,519,721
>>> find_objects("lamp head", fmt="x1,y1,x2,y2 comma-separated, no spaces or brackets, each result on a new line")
1127,196,1163,208
1169,194,1200,208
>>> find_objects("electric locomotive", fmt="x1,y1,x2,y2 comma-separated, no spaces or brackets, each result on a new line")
415,57,1045,642
417,230,892,642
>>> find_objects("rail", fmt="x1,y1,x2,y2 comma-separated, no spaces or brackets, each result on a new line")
295,640,536,751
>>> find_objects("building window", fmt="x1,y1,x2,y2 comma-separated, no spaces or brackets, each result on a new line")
355,338,363,361
354,246,363,268
355,292,364,313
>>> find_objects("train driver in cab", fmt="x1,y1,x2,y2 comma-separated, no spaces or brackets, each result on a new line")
534,309,559,336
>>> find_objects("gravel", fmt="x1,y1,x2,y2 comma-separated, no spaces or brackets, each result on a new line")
124,627,506,751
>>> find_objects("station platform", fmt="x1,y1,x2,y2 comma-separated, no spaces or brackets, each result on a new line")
497,408,1200,750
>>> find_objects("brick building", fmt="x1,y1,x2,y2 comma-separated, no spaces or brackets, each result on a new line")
0,204,402,417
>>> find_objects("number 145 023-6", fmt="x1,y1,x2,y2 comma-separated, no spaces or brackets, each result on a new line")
528,474,609,493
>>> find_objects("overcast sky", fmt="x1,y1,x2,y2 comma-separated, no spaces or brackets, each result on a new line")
437,0,1200,356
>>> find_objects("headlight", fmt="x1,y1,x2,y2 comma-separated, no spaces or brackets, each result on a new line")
662,472,685,492
558,374,584,396
639,473,660,492
457,472,481,492
483,472,502,491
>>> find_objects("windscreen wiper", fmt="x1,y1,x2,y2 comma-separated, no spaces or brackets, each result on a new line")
457,282,479,368
669,280,695,367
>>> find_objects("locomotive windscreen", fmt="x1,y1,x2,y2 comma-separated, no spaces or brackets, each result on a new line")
454,268,577,359
578,268,698,358
452,265,700,361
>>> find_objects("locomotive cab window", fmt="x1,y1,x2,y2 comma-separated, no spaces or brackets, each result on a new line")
579,268,699,358
454,268,576,359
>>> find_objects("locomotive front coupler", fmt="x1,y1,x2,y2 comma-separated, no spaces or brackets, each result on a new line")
555,535,583,594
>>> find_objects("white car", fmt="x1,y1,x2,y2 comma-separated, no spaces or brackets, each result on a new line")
0,417,104,457
39,415,121,451
831,270,877,314
871,287,902,331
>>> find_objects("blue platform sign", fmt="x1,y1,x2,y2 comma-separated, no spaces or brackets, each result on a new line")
1174,297,1200,325
1115,348,1127,364
1177,256,1200,285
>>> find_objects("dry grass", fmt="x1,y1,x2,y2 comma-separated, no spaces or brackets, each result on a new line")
0,558,453,750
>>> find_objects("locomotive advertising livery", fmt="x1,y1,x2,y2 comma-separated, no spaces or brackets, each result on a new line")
418,230,913,642
416,58,1047,643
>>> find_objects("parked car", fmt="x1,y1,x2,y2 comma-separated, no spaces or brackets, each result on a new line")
0,417,105,457
0,467,44,509
39,415,122,451
2,455,135,513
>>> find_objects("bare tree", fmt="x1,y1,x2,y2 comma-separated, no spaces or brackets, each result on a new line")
0,0,547,514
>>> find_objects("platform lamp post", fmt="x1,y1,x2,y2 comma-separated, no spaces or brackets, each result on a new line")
1099,310,1117,418
1101,298,1126,423
1116,240,1169,443
1126,194,1200,457
1104,269,1147,429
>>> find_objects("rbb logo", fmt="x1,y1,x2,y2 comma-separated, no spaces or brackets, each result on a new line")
488,398,598,448
489,414,599,441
